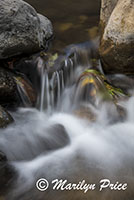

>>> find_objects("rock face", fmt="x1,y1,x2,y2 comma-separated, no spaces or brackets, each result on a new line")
0,0,53,59
100,0,118,32
100,0,134,74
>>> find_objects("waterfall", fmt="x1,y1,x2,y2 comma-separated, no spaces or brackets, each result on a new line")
40,70,51,112
37,44,93,112
1,42,134,200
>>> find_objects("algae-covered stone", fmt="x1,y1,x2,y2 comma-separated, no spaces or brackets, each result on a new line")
76,69,127,105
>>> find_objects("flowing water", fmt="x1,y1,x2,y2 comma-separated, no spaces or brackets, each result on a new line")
0,42,134,200
1,1,134,199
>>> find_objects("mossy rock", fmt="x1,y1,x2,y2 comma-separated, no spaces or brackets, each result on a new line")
77,69,127,105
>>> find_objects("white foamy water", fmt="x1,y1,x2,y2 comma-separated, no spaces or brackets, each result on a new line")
0,96,134,199
1,45,134,199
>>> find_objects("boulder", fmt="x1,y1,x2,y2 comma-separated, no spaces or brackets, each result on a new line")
100,0,134,74
0,106,13,128
38,14,53,41
100,0,118,33
0,0,53,59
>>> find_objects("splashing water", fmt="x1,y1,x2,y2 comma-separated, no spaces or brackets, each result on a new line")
1,43,134,200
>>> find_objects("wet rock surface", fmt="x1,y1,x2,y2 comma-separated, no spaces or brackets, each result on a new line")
0,0,53,59
0,151,16,195
0,67,18,106
0,66,36,108
0,106,14,128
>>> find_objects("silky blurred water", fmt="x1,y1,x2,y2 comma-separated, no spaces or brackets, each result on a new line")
1,1,134,200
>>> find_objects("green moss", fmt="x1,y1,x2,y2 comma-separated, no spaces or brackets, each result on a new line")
80,69,127,102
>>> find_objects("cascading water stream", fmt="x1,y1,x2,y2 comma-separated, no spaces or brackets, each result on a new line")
0,43,134,200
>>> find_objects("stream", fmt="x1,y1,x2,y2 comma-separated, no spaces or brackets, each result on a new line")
0,42,134,200
0,1,134,200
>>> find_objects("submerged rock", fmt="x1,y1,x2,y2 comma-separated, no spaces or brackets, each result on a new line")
100,0,134,74
0,106,13,128
0,0,53,59
0,124,70,161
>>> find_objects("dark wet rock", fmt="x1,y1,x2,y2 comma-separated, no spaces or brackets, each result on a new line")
0,67,17,106
13,54,45,92
0,151,16,195
107,74,134,94
0,151,8,162
0,66,36,108
14,76,37,107
0,106,14,128
0,0,53,59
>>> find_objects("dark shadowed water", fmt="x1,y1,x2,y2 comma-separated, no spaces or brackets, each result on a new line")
25,0,100,51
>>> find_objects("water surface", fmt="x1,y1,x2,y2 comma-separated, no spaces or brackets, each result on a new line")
25,0,100,51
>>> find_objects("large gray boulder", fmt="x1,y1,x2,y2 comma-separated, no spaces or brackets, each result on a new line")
100,0,134,74
0,0,53,59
